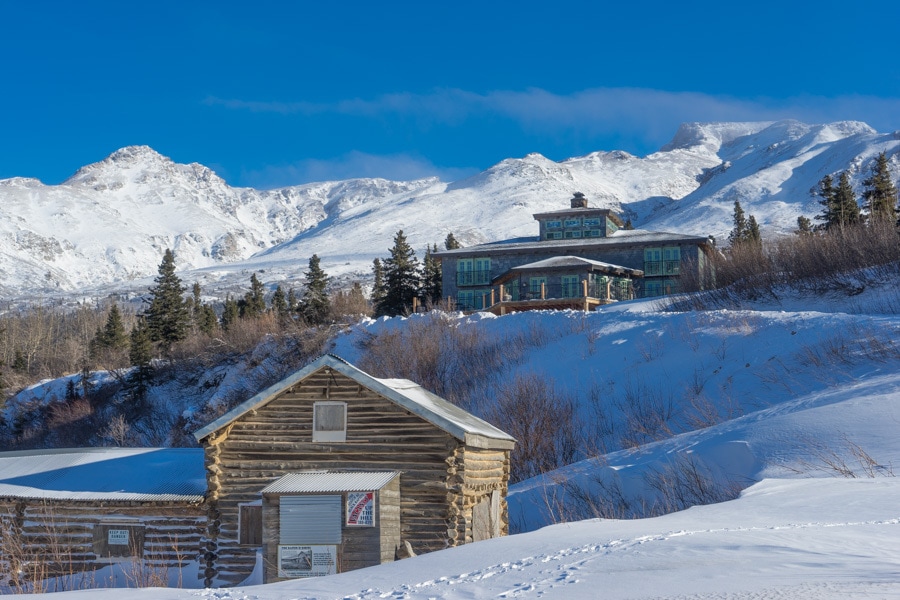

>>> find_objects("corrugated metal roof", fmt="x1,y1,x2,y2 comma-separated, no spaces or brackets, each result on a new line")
0,448,206,502
194,355,516,449
262,471,400,494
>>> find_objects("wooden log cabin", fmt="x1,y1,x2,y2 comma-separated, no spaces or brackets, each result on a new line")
193,354,516,585
0,448,206,592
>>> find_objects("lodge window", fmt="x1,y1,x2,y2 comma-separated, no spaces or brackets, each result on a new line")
585,229,601,238
545,220,562,229
545,231,562,240
239,503,263,545
564,230,582,238
583,218,601,227
313,401,347,442
457,258,491,286
564,218,581,227
607,218,619,234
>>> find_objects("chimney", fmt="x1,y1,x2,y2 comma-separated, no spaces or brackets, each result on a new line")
570,191,588,209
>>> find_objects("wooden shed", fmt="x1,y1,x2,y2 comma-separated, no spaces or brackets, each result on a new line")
193,354,516,586
0,448,206,592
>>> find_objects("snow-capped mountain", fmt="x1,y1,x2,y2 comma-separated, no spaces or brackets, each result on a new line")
0,120,897,300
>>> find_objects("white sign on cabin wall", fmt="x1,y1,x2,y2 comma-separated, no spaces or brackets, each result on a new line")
346,491,374,526
277,545,337,578
108,529,129,546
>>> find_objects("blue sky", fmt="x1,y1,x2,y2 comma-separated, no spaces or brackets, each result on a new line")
3,1,900,188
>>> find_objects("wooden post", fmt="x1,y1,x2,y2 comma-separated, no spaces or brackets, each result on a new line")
499,284,505,302
491,288,496,306
413,297,418,313
582,279,588,298
540,283,546,300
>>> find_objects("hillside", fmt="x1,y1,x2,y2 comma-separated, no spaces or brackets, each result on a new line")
5,280,899,598
0,120,897,300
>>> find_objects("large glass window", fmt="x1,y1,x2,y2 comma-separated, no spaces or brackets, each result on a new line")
457,258,490,286
663,246,681,274
561,275,580,298
529,277,547,298
643,247,662,276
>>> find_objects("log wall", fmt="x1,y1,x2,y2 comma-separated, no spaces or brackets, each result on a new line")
202,368,467,586
0,499,204,591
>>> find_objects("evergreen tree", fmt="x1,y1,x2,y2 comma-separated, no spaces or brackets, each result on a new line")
90,303,129,359
271,285,287,316
239,273,267,318
371,258,386,307
747,215,761,244
298,254,331,324
423,243,443,305
376,230,421,317
727,200,748,247
220,295,240,331
862,152,898,224
128,319,154,404
144,249,189,347
444,232,461,250
815,173,837,230
795,215,814,236
197,304,218,335
832,171,861,231
287,287,298,312
727,200,761,250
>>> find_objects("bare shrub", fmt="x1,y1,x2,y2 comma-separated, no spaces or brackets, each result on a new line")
482,373,581,483
789,434,895,478
643,454,743,514
614,381,679,448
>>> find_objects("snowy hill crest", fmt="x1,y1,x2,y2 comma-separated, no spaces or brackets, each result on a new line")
0,120,897,300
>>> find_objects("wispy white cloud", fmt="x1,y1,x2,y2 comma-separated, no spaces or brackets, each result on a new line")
206,88,900,144
241,151,477,189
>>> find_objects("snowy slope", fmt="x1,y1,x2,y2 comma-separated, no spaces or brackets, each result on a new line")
5,277,900,598
0,120,898,300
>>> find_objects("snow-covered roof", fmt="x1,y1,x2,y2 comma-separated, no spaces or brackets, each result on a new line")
434,228,712,257
193,354,516,450
506,256,643,276
0,447,206,502
261,471,401,494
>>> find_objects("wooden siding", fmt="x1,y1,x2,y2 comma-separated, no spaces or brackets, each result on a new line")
203,368,466,586
0,500,204,589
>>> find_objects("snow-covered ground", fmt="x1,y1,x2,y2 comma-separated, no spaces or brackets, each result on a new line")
8,279,900,599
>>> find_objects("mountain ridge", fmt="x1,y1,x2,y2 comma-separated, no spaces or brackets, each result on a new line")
0,120,897,301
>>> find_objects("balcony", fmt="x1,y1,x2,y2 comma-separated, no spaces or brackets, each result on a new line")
643,260,681,276
457,269,492,286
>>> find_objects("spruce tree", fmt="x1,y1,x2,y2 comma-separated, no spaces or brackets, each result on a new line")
144,249,189,347
862,152,898,224
444,232,461,250
815,173,837,230
90,303,129,358
376,230,421,317
298,254,331,324
220,295,240,332
271,285,287,316
287,288,297,312
197,304,218,335
727,200,748,247
371,258,386,307
239,273,267,319
832,171,861,231
795,215,814,236
423,243,443,305
128,319,154,405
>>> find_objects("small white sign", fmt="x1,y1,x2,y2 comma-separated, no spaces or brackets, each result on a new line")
108,529,129,546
